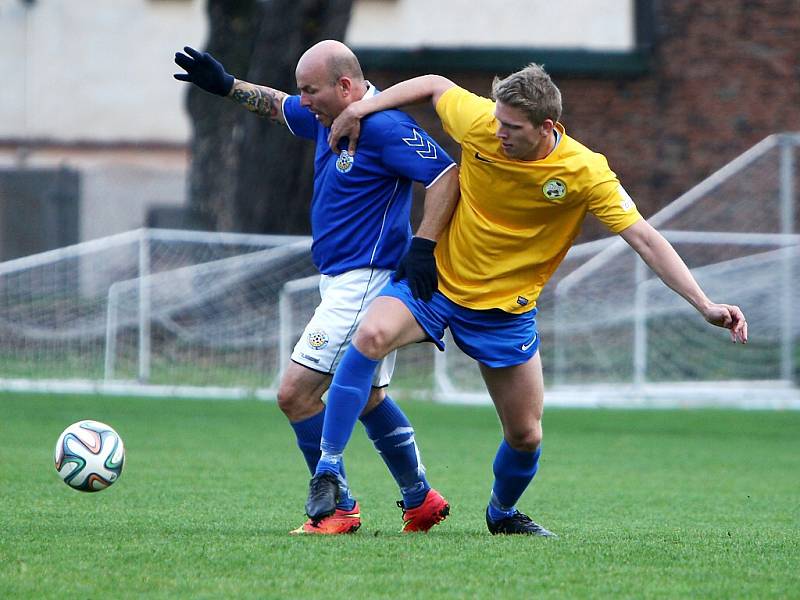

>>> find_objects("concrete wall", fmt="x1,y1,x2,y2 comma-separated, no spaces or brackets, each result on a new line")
0,0,207,143
0,167,79,260
0,145,187,244
347,0,634,50
80,164,187,242
0,0,634,144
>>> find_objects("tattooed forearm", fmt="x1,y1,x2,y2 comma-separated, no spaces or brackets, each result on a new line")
230,83,285,123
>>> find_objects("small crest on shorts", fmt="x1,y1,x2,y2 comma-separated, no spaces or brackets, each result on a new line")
517,296,529,306
336,150,354,173
542,178,567,200
307,329,329,350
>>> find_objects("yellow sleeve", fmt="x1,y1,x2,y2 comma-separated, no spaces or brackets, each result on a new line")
435,86,494,144
588,180,643,233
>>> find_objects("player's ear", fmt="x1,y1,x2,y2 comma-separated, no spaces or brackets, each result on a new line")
338,76,353,97
540,119,555,137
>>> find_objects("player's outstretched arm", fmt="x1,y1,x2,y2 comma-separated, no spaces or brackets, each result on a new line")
329,75,456,155
174,46,286,125
228,80,287,125
620,219,748,343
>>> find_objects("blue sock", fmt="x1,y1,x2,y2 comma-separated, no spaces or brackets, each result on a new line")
316,345,378,476
360,396,430,508
290,409,355,511
290,410,324,475
487,440,541,522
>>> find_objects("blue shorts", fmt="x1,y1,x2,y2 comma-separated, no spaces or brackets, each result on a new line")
380,280,540,368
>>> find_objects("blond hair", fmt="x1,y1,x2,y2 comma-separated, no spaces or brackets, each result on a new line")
491,63,562,125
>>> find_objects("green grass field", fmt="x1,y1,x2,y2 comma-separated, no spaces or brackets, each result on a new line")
1,392,798,599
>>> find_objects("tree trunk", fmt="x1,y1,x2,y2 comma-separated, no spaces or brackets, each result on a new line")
185,0,354,233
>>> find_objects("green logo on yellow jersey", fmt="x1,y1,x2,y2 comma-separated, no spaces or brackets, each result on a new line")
542,179,567,200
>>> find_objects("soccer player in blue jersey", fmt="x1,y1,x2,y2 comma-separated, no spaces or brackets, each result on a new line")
174,40,459,534
305,64,749,536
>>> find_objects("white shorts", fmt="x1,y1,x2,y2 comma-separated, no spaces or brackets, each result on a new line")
291,268,396,387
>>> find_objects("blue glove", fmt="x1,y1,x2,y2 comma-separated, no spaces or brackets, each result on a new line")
393,237,438,301
173,46,234,96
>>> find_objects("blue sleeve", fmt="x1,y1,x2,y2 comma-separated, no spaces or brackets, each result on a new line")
282,95,317,140
380,122,455,187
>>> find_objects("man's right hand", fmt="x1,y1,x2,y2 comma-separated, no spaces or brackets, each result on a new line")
393,237,438,301
328,103,363,155
174,46,234,97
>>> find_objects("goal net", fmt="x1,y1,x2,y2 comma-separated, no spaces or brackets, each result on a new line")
0,228,438,398
0,229,312,396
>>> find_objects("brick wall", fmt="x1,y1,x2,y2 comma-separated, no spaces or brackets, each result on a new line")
368,0,800,240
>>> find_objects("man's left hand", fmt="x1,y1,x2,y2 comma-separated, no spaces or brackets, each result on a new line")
328,103,362,155
393,237,438,301
701,303,748,343
174,46,234,96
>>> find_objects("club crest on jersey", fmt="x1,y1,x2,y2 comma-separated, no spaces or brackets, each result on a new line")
336,150,354,173
307,328,329,350
542,178,567,200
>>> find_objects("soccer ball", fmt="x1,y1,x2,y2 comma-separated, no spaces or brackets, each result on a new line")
54,420,125,492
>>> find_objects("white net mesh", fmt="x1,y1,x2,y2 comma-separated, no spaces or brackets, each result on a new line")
0,230,316,393
0,228,438,397
105,239,317,388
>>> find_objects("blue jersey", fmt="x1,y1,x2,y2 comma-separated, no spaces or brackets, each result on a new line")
282,90,455,275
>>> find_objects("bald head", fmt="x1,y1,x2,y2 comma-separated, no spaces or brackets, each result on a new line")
295,40,367,126
297,40,364,86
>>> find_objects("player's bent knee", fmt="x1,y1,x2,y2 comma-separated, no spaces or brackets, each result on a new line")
275,382,298,415
276,380,312,418
506,428,543,453
353,322,394,359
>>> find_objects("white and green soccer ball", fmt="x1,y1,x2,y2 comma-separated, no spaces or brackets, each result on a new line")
54,420,125,492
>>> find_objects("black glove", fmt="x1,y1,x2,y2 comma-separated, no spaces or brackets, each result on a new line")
393,237,438,301
174,46,234,96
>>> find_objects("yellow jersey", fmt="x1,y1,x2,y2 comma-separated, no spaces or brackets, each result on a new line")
434,86,642,313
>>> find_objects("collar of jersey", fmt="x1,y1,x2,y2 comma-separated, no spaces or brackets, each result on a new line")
363,81,377,99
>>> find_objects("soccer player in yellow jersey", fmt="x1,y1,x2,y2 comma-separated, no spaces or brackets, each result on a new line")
304,64,748,536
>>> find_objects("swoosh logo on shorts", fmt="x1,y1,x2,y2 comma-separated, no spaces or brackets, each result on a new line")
521,334,537,351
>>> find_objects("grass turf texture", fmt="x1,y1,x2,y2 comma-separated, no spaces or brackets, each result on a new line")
1,392,798,599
